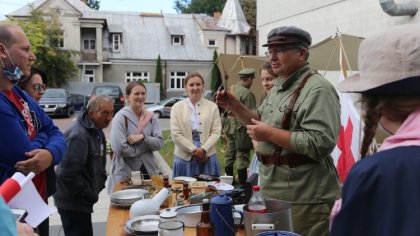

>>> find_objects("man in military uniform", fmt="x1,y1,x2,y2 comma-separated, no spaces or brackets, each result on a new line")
216,26,341,236
223,68,256,188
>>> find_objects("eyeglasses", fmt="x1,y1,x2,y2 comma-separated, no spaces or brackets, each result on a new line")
32,83,46,91
265,46,301,58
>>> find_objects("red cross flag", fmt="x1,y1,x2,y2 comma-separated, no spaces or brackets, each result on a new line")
331,39,362,183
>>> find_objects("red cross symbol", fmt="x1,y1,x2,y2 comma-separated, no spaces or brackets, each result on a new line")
336,117,355,183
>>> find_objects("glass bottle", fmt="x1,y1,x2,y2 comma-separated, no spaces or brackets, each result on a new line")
196,199,214,236
182,182,190,200
248,185,267,213
161,174,171,207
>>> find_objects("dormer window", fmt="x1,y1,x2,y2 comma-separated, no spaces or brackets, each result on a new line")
172,35,184,45
112,34,121,52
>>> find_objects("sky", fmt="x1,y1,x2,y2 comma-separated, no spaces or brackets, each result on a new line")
0,0,177,20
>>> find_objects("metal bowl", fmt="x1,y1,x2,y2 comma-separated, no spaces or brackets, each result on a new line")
174,204,202,227
125,215,160,235
111,189,149,205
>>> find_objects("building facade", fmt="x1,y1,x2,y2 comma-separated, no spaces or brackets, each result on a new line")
257,0,420,55
8,0,254,97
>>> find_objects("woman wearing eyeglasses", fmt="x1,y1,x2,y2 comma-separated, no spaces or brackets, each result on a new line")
18,67,54,236
18,67,47,103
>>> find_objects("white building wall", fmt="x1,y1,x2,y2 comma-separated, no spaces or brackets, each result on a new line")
257,0,420,55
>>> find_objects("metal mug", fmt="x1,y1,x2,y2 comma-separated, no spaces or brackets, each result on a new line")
158,220,184,236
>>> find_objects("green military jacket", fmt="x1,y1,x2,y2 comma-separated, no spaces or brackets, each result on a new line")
223,83,256,134
257,65,341,203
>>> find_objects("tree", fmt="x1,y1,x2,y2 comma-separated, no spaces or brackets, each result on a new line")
239,0,256,28
174,0,226,15
86,0,100,10
211,49,219,91
173,0,256,29
155,55,165,99
7,8,78,87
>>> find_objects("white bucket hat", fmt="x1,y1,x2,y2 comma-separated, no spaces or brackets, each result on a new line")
337,24,420,94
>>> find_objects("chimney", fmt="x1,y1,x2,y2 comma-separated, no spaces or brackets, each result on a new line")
213,12,221,19
81,0,88,4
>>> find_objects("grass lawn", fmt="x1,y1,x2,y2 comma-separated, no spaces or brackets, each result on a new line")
159,130,254,176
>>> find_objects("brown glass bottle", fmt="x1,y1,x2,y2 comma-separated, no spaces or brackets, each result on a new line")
196,199,214,236
182,182,190,200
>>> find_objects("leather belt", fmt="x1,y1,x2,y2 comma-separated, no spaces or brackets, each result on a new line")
256,151,315,168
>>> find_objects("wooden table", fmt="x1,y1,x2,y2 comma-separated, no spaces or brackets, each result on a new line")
105,182,245,236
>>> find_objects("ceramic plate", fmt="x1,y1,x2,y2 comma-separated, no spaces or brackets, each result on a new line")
111,189,149,205
208,181,234,191
173,176,197,183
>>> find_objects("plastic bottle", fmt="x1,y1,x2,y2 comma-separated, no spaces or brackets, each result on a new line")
248,185,267,213
196,199,214,236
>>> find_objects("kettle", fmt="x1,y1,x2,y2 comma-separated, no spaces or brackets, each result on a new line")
130,188,169,218
210,194,243,236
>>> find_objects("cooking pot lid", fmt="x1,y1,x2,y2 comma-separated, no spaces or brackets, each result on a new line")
159,209,177,219
210,194,232,204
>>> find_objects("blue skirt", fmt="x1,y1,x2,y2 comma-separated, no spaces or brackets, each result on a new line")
172,139,221,178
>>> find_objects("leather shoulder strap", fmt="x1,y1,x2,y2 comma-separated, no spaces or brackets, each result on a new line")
281,72,315,131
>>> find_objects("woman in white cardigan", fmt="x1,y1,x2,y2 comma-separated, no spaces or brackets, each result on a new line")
170,72,222,177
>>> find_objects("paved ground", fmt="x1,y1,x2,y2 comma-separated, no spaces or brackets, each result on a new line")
48,115,171,236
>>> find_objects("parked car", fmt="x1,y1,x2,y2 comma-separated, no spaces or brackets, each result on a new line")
91,85,125,114
70,94,89,112
146,96,185,118
39,88,74,117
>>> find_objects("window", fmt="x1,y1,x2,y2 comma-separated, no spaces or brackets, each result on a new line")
83,39,96,50
112,34,121,52
172,35,183,45
125,72,149,83
57,31,64,48
84,69,94,83
170,72,187,89
208,39,216,47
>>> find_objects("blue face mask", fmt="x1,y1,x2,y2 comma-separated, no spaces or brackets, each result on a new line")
3,64,24,83
0,48,25,84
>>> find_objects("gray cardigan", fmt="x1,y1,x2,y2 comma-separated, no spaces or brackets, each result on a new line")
108,107,163,194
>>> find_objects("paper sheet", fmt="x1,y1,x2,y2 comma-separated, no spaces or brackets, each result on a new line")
7,172,56,228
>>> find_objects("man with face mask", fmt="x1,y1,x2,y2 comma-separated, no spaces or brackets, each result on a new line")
0,23,66,235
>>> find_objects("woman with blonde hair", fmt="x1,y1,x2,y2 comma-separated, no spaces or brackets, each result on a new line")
170,72,222,177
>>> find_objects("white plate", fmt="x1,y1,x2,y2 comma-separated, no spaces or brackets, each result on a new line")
173,176,197,183
208,181,234,191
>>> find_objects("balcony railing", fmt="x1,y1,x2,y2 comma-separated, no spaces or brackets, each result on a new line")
81,50,97,62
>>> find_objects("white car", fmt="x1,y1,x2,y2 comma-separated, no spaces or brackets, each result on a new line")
146,96,185,118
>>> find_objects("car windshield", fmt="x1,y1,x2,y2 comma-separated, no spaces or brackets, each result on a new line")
94,87,120,95
43,89,66,98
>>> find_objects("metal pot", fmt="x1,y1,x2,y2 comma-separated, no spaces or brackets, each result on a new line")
174,204,202,227
243,199,293,236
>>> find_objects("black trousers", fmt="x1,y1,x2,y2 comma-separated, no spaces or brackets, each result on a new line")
58,209,93,236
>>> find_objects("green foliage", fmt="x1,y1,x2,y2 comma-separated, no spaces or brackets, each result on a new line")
211,49,219,91
173,0,226,15
155,55,165,99
173,0,256,29
239,0,256,28
9,9,78,87
86,0,100,10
